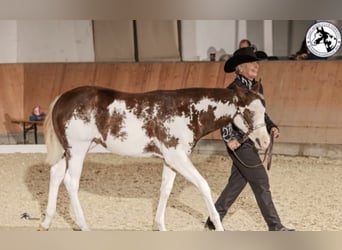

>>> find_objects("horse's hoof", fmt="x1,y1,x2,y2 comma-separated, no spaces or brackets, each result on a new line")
37,224,49,231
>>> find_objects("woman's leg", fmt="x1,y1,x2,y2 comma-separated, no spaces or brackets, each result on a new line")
230,141,283,230
205,146,247,230
214,164,247,219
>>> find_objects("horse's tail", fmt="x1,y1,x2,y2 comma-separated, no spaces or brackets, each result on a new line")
44,96,64,166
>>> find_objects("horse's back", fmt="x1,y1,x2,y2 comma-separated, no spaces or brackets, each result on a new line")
50,86,185,157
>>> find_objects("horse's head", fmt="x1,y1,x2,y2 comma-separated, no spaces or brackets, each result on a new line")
313,27,329,45
312,27,337,51
231,81,270,150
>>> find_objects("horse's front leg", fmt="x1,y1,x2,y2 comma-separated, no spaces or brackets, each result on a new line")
39,159,67,230
165,150,224,231
154,163,176,231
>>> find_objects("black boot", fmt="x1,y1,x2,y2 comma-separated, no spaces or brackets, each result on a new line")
269,225,295,231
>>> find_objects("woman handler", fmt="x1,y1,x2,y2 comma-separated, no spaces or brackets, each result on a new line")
205,47,294,231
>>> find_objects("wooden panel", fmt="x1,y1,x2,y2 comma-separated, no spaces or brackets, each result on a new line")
258,60,342,144
24,63,65,118
1,61,342,145
0,64,24,134
92,62,232,92
60,63,97,91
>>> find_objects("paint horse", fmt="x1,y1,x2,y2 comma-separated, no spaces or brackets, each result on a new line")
40,83,270,231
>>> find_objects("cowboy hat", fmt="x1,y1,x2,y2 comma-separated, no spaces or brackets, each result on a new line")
224,47,259,73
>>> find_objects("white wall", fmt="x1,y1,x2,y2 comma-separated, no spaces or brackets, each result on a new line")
263,20,273,56
0,20,17,63
0,20,340,63
16,20,94,62
181,20,277,61
236,20,247,47
181,20,237,61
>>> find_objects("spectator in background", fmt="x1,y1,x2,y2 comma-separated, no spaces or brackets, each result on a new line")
255,50,269,60
290,39,326,60
238,39,252,49
238,39,277,60
220,38,277,62
220,39,254,62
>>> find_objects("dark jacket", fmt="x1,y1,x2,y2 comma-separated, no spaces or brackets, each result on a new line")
221,74,277,143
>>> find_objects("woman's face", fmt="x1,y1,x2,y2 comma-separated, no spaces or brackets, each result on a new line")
237,61,259,80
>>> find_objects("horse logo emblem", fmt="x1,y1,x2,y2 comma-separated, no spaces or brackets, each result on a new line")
306,21,341,58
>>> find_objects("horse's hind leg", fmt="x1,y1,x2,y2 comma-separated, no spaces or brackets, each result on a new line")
154,163,176,231
63,144,89,231
40,159,67,230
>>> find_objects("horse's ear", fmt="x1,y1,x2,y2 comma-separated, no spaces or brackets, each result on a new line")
232,85,247,104
252,79,261,93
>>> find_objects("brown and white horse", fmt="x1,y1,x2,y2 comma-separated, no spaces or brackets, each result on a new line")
40,84,270,231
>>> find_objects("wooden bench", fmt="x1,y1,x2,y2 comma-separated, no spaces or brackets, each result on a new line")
11,119,44,144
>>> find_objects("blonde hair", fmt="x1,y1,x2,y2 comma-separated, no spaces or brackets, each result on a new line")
235,64,243,74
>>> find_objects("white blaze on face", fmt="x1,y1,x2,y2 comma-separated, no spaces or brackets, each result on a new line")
246,99,270,150
231,107,249,133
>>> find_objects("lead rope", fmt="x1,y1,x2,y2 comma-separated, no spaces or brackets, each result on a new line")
266,133,274,170
232,133,274,170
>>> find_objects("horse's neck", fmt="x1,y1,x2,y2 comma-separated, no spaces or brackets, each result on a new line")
191,101,236,140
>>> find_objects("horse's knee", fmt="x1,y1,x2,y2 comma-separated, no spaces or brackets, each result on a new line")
198,180,211,197
63,173,72,192
50,160,66,182
160,166,176,194
63,174,79,193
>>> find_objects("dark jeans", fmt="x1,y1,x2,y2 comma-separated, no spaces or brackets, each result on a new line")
214,140,282,230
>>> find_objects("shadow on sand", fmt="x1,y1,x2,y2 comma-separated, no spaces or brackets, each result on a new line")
24,154,225,230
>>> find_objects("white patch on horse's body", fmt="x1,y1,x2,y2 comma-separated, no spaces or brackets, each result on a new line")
41,85,270,232
212,101,236,121
193,98,236,122
66,113,100,142
162,116,193,148
107,100,127,116
192,98,214,111
106,99,195,157
105,117,153,157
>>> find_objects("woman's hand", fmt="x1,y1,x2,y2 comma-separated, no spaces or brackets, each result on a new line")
227,139,241,151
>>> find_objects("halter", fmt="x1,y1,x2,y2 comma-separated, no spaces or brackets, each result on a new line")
231,105,273,169
231,106,266,144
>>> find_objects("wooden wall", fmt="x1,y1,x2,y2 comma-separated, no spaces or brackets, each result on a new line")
0,64,24,134
1,60,342,145
259,61,342,144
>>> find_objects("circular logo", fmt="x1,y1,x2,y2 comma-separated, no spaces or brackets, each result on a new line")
306,21,341,58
